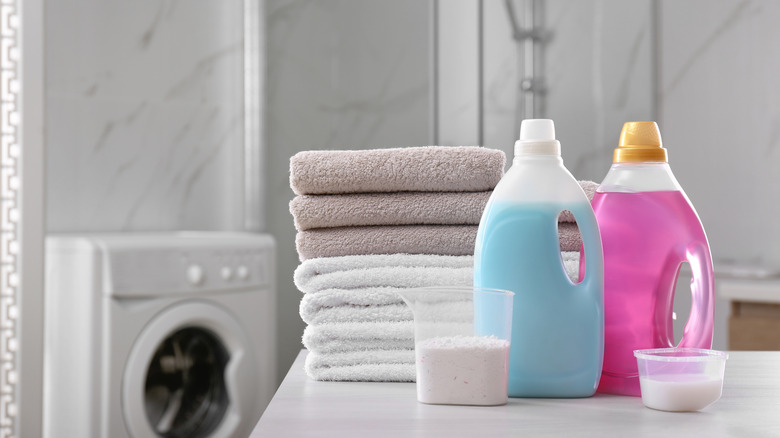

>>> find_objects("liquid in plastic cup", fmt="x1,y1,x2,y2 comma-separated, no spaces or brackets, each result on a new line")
634,348,728,412
398,286,514,406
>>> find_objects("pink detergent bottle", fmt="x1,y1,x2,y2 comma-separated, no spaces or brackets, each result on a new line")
591,121,714,396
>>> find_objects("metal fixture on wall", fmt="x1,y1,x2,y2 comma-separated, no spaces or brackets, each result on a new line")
477,0,484,146
430,0,485,147
430,0,438,146
505,0,545,134
244,0,264,232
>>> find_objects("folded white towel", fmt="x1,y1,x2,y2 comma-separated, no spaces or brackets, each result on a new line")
298,253,581,324
295,254,474,294
304,349,416,382
302,321,414,354
300,298,411,325
305,362,416,382
301,286,408,307
301,294,476,325
561,252,580,282
306,337,413,354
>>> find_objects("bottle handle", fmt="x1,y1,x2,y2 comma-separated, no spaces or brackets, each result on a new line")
570,208,603,295
677,241,715,348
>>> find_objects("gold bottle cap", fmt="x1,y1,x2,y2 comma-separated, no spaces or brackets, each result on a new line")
613,121,668,163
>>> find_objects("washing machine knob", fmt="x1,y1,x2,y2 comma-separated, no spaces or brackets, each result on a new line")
187,264,205,285
220,266,233,281
236,265,249,280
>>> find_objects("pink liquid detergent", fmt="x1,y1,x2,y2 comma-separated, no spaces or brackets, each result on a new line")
592,190,714,396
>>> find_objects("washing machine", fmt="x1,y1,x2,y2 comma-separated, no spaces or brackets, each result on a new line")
43,232,276,438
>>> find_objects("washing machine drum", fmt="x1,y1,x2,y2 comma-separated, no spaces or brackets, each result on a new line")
124,302,258,438
144,327,230,437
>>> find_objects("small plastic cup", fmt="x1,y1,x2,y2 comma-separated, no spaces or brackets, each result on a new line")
398,286,514,406
634,348,728,412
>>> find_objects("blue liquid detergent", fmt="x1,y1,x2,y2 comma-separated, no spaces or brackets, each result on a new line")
474,201,604,398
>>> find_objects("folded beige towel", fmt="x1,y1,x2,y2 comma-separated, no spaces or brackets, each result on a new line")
559,222,583,252
296,224,582,260
559,180,599,223
290,191,491,231
295,225,478,261
290,146,506,195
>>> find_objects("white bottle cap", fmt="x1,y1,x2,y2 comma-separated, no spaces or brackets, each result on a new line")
514,119,561,156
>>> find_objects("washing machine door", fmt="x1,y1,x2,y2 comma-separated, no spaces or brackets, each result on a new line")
123,301,259,438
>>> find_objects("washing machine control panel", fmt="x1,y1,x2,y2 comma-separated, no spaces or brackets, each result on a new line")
100,233,275,297
180,249,269,288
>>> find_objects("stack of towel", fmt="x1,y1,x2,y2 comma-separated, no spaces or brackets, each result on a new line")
290,147,505,260
290,146,504,381
295,253,476,381
289,146,599,382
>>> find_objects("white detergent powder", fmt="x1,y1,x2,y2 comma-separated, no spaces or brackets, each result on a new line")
415,335,510,406
639,375,723,411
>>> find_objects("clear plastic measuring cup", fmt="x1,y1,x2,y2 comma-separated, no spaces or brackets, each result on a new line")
634,348,728,411
398,286,514,406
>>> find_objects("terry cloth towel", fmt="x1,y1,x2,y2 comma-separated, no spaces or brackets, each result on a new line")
298,253,581,325
302,321,415,354
301,299,412,325
558,180,599,223
301,295,474,325
304,350,416,382
295,225,477,261
296,225,583,261
290,146,506,195
289,191,492,231
294,254,474,294
559,223,584,252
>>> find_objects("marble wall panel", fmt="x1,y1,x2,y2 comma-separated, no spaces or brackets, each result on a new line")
46,0,246,232
659,0,780,269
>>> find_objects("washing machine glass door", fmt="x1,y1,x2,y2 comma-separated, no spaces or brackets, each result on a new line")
144,327,230,438
124,301,257,438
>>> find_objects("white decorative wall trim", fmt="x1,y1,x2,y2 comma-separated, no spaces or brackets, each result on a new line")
2,0,44,435
0,0,22,435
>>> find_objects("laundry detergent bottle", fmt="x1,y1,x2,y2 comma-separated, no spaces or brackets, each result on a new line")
592,121,714,396
474,119,604,398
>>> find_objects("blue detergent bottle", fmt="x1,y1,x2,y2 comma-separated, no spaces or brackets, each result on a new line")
473,119,604,398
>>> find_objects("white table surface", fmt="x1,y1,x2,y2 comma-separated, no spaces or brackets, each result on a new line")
251,350,780,437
